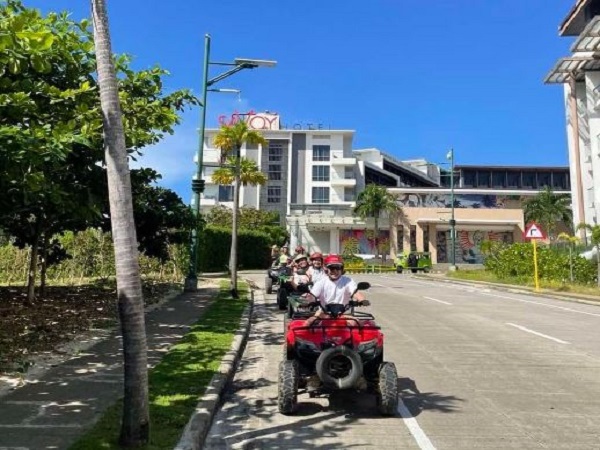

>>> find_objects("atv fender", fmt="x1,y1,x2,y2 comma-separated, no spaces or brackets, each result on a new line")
316,346,362,390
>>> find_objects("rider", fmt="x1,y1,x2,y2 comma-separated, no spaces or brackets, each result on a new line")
278,245,291,266
305,254,368,326
290,253,310,290
307,252,325,284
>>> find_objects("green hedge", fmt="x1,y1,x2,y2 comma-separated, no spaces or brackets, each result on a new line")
484,242,596,284
198,226,271,272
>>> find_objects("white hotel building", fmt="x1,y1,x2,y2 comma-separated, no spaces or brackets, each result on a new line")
546,0,600,238
194,112,570,263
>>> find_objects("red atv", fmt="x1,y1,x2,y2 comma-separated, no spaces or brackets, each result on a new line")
278,281,398,416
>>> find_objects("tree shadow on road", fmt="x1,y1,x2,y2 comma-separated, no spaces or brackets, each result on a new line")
398,376,464,417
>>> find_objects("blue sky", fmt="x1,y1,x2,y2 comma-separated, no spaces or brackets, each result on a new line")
29,0,575,201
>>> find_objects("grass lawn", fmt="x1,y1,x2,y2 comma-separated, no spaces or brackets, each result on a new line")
70,280,249,450
447,270,600,298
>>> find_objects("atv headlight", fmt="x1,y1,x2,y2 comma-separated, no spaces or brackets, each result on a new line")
357,338,378,356
296,338,319,352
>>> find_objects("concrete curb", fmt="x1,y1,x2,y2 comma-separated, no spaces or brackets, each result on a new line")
174,289,256,450
415,274,600,307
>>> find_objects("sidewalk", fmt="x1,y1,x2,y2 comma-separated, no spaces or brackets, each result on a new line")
0,284,219,450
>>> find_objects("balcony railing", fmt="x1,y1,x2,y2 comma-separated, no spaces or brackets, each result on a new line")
290,203,353,218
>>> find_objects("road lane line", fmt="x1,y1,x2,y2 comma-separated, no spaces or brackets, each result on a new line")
397,396,437,450
506,323,570,344
423,296,452,306
481,292,600,317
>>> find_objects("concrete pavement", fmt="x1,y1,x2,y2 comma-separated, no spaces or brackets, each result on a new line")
205,273,600,449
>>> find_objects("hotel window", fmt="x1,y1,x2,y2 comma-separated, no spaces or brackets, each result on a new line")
313,145,330,162
268,143,283,162
312,187,330,204
312,165,330,182
344,166,355,179
477,171,491,188
463,170,476,187
507,172,520,188
218,185,233,202
492,171,506,188
552,172,567,190
537,172,551,188
268,164,282,181
267,186,281,203
522,171,536,189
344,187,355,201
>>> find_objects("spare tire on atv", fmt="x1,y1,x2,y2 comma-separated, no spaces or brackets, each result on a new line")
377,361,398,415
316,346,362,390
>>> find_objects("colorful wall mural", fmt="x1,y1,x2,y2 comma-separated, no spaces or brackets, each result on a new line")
397,193,521,209
340,229,390,255
436,230,514,264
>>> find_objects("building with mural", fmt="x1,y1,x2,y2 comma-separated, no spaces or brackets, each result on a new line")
194,112,571,264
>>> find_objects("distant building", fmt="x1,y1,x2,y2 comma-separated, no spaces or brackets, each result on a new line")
194,112,570,264
546,0,600,237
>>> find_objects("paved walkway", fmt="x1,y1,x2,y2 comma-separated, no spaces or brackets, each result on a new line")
0,285,218,450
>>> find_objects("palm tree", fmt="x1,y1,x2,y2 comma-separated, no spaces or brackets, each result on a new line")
91,0,149,446
211,156,268,186
353,184,402,259
524,187,572,239
576,223,600,287
213,122,267,297
557,232,580,282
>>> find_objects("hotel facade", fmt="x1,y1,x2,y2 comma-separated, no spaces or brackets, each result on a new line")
194,112,570,265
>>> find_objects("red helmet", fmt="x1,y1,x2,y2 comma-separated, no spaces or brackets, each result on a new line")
310,252,323,261
324,254,344,267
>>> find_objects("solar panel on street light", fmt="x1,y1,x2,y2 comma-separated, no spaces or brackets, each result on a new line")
234,58,277,67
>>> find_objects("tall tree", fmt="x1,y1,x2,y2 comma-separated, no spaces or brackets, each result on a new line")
0,1,197,301
213,122,267,297
212,156,268,187
91,0,149,446
353,184,402,258
524,187,572,239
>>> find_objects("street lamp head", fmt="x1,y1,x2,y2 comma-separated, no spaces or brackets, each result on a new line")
208,88,241,94
234,58,277,68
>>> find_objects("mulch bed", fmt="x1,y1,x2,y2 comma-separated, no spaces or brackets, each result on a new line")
0,280,178,373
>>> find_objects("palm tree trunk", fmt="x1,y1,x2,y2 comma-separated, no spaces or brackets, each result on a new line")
374,217,380,259
91,0,150,446
596,245,600,288
229,145,241,298
40,232,48,297
26,222,40,305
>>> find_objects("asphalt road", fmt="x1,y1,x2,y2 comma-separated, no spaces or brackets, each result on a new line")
204,274,600,449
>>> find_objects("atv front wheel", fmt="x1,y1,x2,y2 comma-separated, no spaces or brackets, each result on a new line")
377,361,398,416
265,276,273,294
278,360,299,414
396,266,403,274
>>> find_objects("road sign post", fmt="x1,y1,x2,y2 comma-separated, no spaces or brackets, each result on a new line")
523,222,547,292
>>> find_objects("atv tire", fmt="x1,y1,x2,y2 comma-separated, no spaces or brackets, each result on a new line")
277,288,288,310
265,277,273,294
377,361,398,416
316,346,362,390
396,266,403,274
278,360,299,414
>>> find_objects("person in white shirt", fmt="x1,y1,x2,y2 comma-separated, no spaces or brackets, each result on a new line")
305,254,367,326
307,252,325,284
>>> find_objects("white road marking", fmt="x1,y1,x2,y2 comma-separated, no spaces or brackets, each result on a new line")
379,275,600,319
397,396,437,450
423,296,452,306
506,323,570,344
481,292,600,318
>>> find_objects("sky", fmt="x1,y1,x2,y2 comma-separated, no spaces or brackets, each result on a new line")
29,0,577,201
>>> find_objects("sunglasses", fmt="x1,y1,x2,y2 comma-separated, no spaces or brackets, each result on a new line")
327,265,343,271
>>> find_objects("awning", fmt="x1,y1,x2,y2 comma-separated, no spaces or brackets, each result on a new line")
545,55,600,84
415,218,521,231
571,16,600,52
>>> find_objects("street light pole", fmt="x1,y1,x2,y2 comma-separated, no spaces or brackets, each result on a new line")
183,38,276,292
184,34,211,292
448,148,457,271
